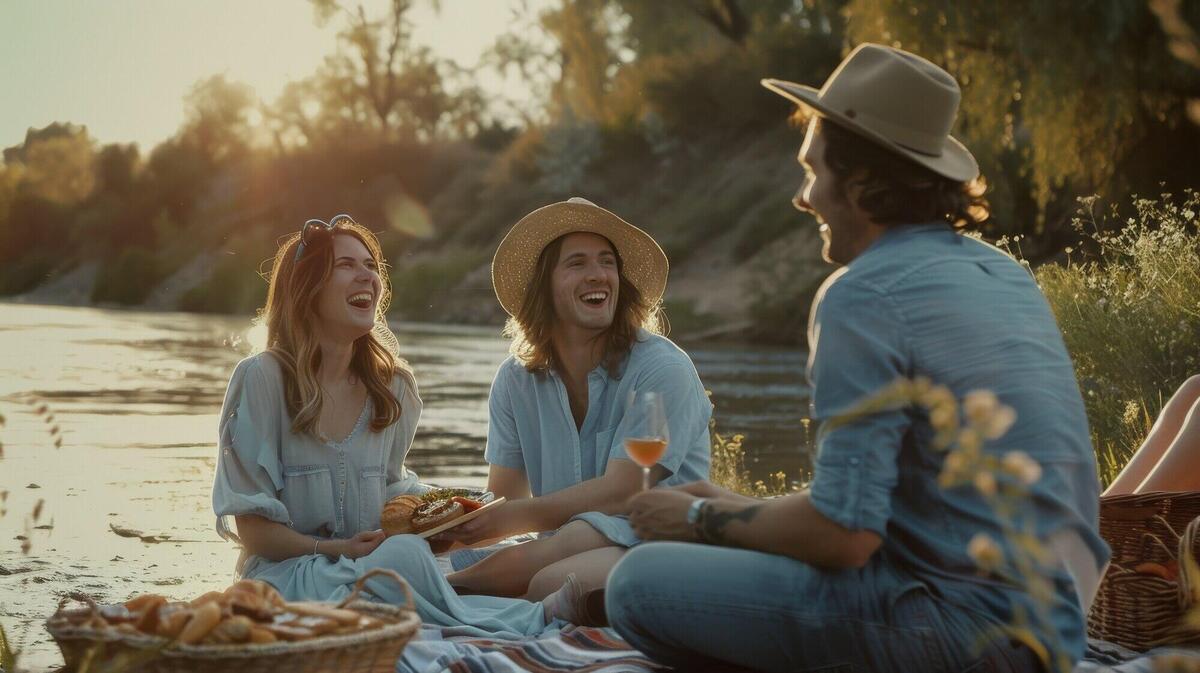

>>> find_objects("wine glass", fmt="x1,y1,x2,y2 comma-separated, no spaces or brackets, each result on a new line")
624,391,670,491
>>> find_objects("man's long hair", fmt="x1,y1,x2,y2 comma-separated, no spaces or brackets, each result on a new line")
809,115,990,229
260,221,410,436
504,234,663,376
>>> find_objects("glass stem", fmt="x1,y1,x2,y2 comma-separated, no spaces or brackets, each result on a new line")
642,466,651,491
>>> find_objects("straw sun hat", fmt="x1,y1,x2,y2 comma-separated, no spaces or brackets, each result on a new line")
761,42,979,182
491,198,668,317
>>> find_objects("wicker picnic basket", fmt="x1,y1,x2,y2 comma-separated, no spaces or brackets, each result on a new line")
1087,491,1200,651
46,568,421,673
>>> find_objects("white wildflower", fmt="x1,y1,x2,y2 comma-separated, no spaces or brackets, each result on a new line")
967,533,1003,572
963,390,999,426
982,404,1017,440
973,471,998,497
957,428,982,453
1001,451,1043,486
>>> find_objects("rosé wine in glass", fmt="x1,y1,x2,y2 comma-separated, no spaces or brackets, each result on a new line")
626,391,669,490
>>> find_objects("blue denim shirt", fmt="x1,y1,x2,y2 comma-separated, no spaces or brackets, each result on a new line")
806,223,1109,664
212,353,426,577
484,330,711,496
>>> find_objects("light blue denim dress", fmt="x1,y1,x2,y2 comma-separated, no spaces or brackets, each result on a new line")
484,330,712,545
211,353,548,638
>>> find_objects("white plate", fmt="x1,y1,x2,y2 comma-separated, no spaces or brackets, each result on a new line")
416,497,506,538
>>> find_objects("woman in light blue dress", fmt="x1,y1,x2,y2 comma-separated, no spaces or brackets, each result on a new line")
210,215,575,637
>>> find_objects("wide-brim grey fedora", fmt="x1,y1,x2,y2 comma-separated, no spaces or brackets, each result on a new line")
492,197,669,317
762,43,979,182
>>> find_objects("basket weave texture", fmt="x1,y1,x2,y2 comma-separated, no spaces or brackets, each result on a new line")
1087,491,1200,652
47,568,421,673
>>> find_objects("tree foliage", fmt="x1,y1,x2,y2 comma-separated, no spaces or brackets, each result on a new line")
846,0,1200,251
2,0,1197,338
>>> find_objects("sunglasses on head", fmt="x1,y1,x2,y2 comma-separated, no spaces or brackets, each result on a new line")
294,214,357,262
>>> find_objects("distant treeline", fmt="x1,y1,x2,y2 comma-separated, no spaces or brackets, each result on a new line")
2,0,1198,344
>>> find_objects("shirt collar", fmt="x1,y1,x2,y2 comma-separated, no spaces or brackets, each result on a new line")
850,220,955,267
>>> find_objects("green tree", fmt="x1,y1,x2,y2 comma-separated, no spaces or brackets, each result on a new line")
307,0,485,140
179,74,257,165
2,123,96,205
846,0,1200,252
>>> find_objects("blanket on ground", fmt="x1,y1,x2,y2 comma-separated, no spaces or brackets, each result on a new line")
399,627,1199,673
399,625,664,673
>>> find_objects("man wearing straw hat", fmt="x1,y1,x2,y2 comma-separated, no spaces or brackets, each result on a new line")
436,198,712,611
607,44,1109,672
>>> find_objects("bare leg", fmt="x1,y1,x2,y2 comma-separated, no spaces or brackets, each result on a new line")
1105,375,1200,495
447,520,611,597
525,546,626,601
1135,387,1200,493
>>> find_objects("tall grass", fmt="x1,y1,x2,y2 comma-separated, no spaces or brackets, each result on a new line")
707,396,804,497
1029,191,1200,485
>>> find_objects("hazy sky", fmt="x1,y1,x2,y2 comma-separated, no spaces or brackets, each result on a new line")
0,0,545,151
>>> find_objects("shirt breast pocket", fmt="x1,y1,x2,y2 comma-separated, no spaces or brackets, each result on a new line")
359,466,386,531
281,465,335,536
595,426,618,476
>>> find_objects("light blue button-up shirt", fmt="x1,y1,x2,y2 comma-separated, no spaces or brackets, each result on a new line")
806,222,1109,665
485,330,711,499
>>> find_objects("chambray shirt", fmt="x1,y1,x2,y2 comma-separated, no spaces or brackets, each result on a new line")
485,331,711,500
807,223,1109,665
212,353,425,575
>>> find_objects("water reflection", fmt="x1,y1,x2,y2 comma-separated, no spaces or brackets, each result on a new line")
0,302,811,479
0,302,812,670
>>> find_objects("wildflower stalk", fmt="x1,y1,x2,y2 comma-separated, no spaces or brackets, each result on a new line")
827,378,1071,672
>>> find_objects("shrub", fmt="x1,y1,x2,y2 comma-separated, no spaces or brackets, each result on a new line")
1032,191,1200,484
709,417,799,498
390,250,489,320
179,252,268,315
0,252,57,295
91,247,166,305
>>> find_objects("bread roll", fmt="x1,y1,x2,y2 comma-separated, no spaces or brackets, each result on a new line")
381,494,424,536
178,600,222,644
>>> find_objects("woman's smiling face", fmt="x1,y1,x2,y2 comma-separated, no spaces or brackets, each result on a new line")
314,233,383,340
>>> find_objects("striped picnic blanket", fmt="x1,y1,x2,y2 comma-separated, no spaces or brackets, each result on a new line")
399,625,666,673
398,625,1200,672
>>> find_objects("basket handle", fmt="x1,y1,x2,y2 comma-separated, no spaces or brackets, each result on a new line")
53,592,100,619
1176,515,1200,607
339,567,414,612
1152,514,1185,542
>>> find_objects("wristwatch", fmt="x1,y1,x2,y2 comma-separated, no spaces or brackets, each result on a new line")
686,497,710,527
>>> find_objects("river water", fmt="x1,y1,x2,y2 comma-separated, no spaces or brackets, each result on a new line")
0,302,809,670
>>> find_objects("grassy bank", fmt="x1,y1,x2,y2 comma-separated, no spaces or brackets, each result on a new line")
1033,191,1200,485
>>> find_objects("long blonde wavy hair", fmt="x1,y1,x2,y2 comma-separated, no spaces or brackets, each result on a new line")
505,234,663,376
260,220,411,436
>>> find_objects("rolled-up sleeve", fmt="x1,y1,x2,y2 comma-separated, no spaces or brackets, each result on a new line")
608,362,711,477
212,358,290,533
484,360,525,470
807,277,909,537
386,370,427,498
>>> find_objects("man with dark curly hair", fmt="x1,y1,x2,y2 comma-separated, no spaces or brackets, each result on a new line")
608,44,1109,673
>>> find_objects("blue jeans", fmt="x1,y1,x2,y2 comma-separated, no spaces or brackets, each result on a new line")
605,542,1045,673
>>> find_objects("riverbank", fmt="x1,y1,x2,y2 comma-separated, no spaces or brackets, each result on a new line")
6,205,828,347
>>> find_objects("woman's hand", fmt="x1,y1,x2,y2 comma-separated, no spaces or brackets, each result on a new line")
329,529,386,559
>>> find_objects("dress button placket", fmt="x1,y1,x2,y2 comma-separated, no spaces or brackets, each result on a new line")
336,450,347,533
